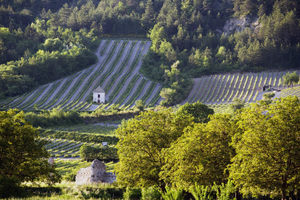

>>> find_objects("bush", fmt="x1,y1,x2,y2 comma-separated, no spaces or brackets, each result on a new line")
40,129,119,144
79,186,124,199
142,187,161,200
79,145,118,161
0,177,20,198
25,109,82,127
124,187,142,200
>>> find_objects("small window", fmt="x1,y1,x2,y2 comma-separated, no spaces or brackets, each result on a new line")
98,94,100,98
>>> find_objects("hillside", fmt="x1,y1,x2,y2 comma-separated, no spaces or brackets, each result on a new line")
0,40,162,111
184,70,300,104
279,85,300,98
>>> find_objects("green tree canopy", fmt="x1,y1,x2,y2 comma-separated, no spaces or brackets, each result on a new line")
161,114,235,190
176,101,214,123
282,71,299,87
229,96,300,200
115,109,193,189
0,109,60,197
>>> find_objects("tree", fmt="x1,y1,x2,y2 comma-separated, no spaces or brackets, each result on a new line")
135,100,145,111
282,71,299,87
115,109,193,189
0,109,60,197
230,98,245,113
262,92,275,104
176,101,214,123
161,114,235,190
142,0,155,30
229,97,300,200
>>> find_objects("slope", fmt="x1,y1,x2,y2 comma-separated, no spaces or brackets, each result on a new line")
0,39,162,111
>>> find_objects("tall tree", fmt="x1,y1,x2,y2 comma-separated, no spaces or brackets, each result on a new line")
161,114,235,189
115,109,193,189
229,96,300,200
282,71,299,87
176,101,214,123
0,109,60,197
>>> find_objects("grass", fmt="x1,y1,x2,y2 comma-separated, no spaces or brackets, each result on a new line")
49,124,117,135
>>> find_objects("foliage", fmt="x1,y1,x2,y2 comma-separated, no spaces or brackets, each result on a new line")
142,186,161,200
78,185,124,199
24,108,82,127
262,92,275,104
160,61,192,106
123,187,142,200
189,184,213,200
161,114,235,189
0,18,97,98
229,96,300,199
115,109,193,188
282,71,299,87
1,0,300,101
230,98,245,113
40,129,118,145
0,109,60,197
176,101,214,123
135,100,145,111
55,159,90,181
79,145,118,161
212,180,236,200
161,187,184,200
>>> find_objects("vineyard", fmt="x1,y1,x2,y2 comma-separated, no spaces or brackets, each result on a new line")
184,71,300,104
40,124,117,158
279,86,300,98
0,39,162,111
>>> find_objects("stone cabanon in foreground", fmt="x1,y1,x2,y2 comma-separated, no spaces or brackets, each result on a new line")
75,159,115,185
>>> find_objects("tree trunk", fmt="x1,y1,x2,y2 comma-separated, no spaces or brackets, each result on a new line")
281,182,287,200
235,189,242,200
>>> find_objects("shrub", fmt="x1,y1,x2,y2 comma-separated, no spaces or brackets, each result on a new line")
142,187,161,200
79,145,118,161
124,187,142,200
79,186,124,199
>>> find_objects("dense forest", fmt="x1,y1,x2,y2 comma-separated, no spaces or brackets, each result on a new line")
0,0,299,104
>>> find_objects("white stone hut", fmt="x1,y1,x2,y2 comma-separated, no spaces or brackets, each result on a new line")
93,86,105,103
75,159,115,185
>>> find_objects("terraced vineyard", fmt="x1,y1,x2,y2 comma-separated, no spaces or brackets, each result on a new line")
0,39,162,111
43,138,84,158
279,86,300,98
41,123,118,158
184,71,300,104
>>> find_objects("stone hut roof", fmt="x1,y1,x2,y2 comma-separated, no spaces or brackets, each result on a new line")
93,86,105,93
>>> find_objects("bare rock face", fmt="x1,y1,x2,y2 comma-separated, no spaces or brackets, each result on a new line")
223,16,261,35
75,159,116,185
